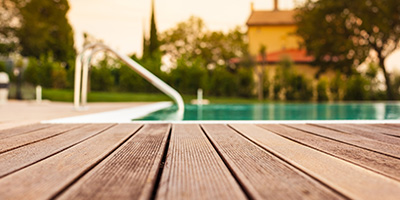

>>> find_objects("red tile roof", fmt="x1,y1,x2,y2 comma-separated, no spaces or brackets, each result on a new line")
257,49,314,64
246,10,296,26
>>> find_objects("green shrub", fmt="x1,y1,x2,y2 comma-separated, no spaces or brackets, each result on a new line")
317,78,329,101
237,67,255,97
329,71,343,101
168,56,208,95
90,64,114,91
343,74,369,100
273,57,313,101
285,74,313,101
209,66,237,96
0,61,6,72
24,54,67,88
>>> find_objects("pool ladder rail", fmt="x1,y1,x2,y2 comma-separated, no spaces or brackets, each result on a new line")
73,43,185,120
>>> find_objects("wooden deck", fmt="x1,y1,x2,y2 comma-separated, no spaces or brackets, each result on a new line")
1,123,400,199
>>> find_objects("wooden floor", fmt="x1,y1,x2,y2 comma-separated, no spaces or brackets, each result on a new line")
1,123,400,200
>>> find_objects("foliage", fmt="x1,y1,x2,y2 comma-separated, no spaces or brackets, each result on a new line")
0,0,22,55
343,74,369,100
118,64,151,92
273,57,313,101
168,55,208,95
148,0,159,57
90,57,114,91
0,61,6,72
317,78,329,101
158,16,254,97
24,54,67,88
51,65,67,88
17,0,75,62
142,0,160,61
296,0,400,99
263,71,270,99
393,74,400,99
329,72,343,101
160,16,252,70
209,65,238,97
285,74,313,101
237,67,255,98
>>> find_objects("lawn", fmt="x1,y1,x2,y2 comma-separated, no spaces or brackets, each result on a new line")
42,88,266,104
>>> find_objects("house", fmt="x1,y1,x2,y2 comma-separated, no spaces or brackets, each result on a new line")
246,0,331,99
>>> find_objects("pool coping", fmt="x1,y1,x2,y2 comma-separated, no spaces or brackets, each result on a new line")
42,102,173,124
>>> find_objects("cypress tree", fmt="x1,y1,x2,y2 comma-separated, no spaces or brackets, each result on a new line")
142,24,149,58
148,0,159,56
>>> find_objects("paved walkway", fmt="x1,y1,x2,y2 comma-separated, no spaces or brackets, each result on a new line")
0,100,150,130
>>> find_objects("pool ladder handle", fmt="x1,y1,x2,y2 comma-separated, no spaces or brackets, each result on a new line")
73,43,185,120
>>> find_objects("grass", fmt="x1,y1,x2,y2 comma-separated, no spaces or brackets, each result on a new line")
41,88,267,104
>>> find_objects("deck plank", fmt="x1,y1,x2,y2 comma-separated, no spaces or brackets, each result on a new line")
0,123,51,139
355,124,400,138
202,124,344,200
0,124,141,200
315,124,400,145
374,124,400,132
57,124,170,200
285,124,400,159
0,124,84,153
0,124,113,178
155,124,247,200
259,124,400,181
230,124,400,200
385,123,400,129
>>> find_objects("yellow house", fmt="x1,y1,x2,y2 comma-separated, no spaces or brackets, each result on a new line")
246,0,329,99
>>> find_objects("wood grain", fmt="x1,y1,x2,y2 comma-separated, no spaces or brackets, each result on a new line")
286,124,400,159
374,124,400,133
384,123,400,129
57,124,170,200
259,124,400,181
202,124,343,200
0,123,50,139
0,124,141,200
354,124,400,138
156,124,247,200
314,124,400,145
0,124,83,153
230,124,400,200
0,124,113,178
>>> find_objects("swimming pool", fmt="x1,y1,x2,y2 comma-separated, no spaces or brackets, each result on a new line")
138,102,400,121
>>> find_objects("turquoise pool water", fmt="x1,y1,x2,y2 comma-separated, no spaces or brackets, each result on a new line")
137,102,400,121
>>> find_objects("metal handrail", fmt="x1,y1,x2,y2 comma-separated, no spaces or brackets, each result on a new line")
74,43,185,119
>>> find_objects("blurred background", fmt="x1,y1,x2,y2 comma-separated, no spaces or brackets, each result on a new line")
0,0,399,103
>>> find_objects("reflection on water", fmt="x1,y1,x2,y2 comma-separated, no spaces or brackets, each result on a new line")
138,102,400,121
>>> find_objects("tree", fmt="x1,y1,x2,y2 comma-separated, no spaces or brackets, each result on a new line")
143,0,160,59
161,16,252,70
24,53,67,88
0,0,22,55
149,0,159,56
160,16,254,97
17,0,75,62
273,57,313,101
90,58,114,91
296,0,400,100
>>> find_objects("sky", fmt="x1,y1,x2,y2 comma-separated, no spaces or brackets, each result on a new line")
67,0,399,71
67,0,299,55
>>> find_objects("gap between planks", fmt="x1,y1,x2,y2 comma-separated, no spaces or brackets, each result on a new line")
230,124,400,200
